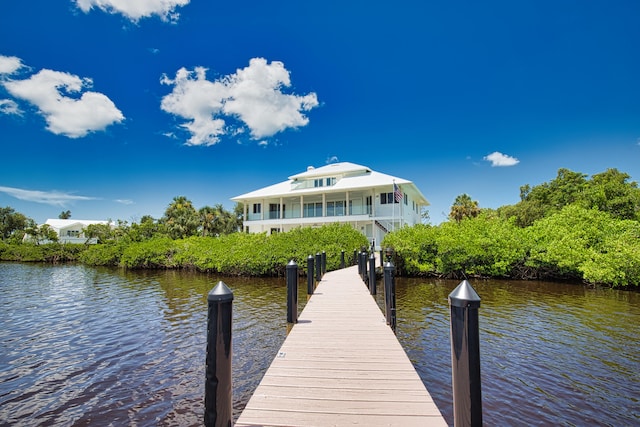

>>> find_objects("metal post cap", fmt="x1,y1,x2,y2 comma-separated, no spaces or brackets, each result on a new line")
208,281,234,303
287,260,297,268
448,279,481,308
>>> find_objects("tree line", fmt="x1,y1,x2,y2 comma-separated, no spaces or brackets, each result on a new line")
0,196,244,245
383,168,640,288
1,167,639,287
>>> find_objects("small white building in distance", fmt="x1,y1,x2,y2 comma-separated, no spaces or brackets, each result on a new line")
232,162,429,248
44,219,110,244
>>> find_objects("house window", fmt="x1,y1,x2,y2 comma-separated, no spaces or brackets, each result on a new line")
269,204,282,219
327,201,346,216
313,177,336,187
366,196,372,214
66,230,80,237
303,202,323,217
253,203,261,214
380,192,399,204
404,194,408,205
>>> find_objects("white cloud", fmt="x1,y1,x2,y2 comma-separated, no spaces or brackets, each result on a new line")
160,67,228,146
0,55,23,75
484,151,520,167
326,156,339,164
0,99,22,115
3,68,124,138
222,58,319,139
0,186,98,206
74,0,190,23
160,58,319,146
115,199,134,205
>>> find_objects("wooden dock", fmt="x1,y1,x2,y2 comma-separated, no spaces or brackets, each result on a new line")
235,265,447,427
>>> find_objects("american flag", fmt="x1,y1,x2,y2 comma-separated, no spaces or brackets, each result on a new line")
393,182,403,203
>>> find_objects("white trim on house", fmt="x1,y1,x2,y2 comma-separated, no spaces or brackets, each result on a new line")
231,162,429,248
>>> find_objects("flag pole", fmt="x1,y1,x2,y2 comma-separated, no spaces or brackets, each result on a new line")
392,180,395,232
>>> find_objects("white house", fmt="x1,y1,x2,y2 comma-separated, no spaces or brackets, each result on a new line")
231,162,429,248
43,219,110,244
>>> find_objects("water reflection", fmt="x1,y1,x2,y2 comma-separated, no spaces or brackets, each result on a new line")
0,263,305,426
394,278,640,426
1,263,638,426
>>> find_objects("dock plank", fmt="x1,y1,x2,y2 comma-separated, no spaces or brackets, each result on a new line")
235,265,447,427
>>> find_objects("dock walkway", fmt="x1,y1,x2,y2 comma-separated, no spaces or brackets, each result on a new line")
235,265,447,427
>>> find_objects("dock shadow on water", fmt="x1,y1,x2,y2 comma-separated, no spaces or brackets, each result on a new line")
1,262,638,426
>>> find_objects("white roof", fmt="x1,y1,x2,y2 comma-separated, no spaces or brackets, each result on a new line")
232,162,429,204
44,219,110,230
288,162,370,179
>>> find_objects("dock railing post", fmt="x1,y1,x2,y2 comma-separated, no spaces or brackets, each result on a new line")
340,250,345,269
286,260,298,324
307,255,314,298
383,261,396,333
315,253,322,283
353,249,358,266
369,253,376,295
205,281,233,427
449,280,483,427
360,246,368,283
322,251,326,275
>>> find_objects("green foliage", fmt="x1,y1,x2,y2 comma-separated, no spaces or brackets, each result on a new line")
172,223,368,276
499,167,640,226
449,194,481,223
120,237,180,269
126,216,168,242
198,203,241,237
436,213,527,278
3,165,639,288
579,168,640,220
382,224,438,275
76,223,369,276
162,196,200,239
0,242,85,262
84,223,115,244
0,206,30,240
384,214,526,279
526,205,640,286
78,242,124,266
384,205,640,287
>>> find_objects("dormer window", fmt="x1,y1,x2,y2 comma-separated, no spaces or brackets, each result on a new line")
314,177,336,187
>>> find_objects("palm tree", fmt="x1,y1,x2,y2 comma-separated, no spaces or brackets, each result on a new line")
199,205,217,237
449,194,480,223
162,196,199,239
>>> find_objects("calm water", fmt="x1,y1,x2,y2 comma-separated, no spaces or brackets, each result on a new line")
1,263,638,426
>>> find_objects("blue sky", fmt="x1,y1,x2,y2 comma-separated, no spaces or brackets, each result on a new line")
1,1,639,224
